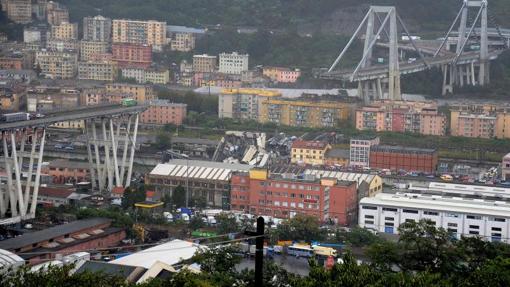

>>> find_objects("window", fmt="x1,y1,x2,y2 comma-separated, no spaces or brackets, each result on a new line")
469,225,479,229
424,211,439,216
467,215,482,220
365,220,374,225
385,222,394,227
405,219,415,223
382,207,397,212
362,205,377,210
447,223,458,227
491,217,506,222
385,217,394,221
492,227,502,231
364,215,374,219
290,202,296,208
445,213,459,218
403,209,418,214
469,231,479,235
298,203,304,208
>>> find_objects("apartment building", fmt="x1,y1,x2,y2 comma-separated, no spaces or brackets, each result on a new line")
349,136,380,168
450,105,510,139
80,40,109,61
112,19,167,51
6,0,32,24
230,169,357,224
218,88,280,120
105,83,155,103
50,22,78,40
78,61,117,82
192,54,217,73
218,52,249,74
46,4,69,25
24,25,49,44
35,50,78,79
170,32,195,52
46,39,78,51
258,94,353,128
83,15,112,42
356,100,446,136
194,72,242,88
262,66,301,83
291,140,332,166
502,153,510,182
359,193,510,242
140,100,186,125
112,43,152,69
81,88,132,106
121,67,169,84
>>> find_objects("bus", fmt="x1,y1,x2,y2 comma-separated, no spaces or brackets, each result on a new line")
287,244,314,258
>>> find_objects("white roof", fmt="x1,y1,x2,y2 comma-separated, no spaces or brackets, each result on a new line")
413,182,510,199
360,193,510,218
0,249,24,269
305,169,377,186
149,159,251,181
111,239,203,269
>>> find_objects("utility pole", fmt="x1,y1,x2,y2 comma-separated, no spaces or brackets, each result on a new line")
245,217,265,286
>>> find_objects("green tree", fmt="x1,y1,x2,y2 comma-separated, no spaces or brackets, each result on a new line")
274,214,325,243
172,185,186,208
344,227,381,247
155,132,171,150
188,216,204,231
121,186,146,210
191,195,207,210
215,213,239,235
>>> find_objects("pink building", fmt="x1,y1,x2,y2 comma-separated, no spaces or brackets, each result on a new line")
356,100,446,136
263,66,301,83
140,99,187,125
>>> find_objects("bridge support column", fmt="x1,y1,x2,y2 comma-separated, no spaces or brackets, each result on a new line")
0,128,46,223
442,64,454,95
85,114,140,193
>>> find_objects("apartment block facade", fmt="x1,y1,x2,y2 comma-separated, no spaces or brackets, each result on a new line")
259,94,353,128
112,19,166,51
35,50,78,79
192,54,217,73
218,52,249,75
170,32,195,52
83,15,112,42
262,66,301,83
218,88,280,120
105,83,155,103
356,100,446,136
349,136,380,168
6,0,32,24
50,22,78,40
78,61,117,81
140,100,186,125
112,43,152,69
291,140,332,166
80,40,109,61
450,105,510,139
121,67,169,84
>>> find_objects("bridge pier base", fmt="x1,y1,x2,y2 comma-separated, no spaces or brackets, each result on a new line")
85,114,139,194
0,128,45,224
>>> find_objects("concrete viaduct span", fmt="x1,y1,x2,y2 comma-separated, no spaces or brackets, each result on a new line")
0,104,148,225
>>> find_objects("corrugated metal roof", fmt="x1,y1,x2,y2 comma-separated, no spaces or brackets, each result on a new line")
0,249,24,269
149,160,251,181
305,169,377,185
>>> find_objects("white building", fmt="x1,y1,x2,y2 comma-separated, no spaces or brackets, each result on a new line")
218,52,249,75
121,68,169,84
349,136,380,168
502,153,510,181
359,193,510,242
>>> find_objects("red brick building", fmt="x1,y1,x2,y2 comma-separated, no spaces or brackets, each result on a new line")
230,169,357,225
369,145,438,173
0,57,23,70
112,43,152,69
0,218,125,265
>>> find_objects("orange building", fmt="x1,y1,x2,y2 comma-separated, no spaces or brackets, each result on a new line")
42,159,90,184
230,169,357,225
0,57,23,70
112,43,152,69
262,66,301,83
140,100,187,125
355,100,446,136
105,83,155,103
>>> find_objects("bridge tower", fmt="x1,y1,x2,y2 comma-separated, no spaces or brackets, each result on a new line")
85,114,139,194
437,0,489,95
0,128,46,225
328,6,424,103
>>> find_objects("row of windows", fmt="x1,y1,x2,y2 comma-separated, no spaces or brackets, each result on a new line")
259,182,320,191
258,200,319,210
362,206,507,222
